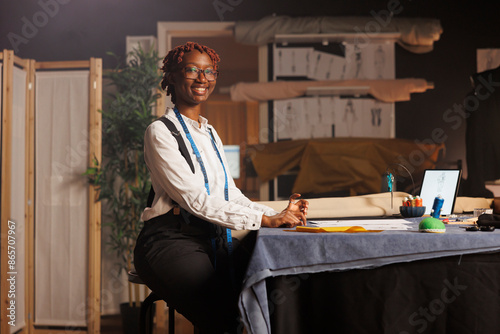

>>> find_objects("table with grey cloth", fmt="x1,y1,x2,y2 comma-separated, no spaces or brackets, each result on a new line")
238,219,500,334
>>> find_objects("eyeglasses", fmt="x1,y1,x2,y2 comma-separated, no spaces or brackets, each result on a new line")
182,66,218,82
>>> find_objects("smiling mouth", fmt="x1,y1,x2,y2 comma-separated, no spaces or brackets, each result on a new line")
192,87,207,94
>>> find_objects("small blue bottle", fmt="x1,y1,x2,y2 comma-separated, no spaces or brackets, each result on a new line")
431,195,444,218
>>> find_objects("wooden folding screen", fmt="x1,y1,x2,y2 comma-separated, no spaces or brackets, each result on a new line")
0,50,102,334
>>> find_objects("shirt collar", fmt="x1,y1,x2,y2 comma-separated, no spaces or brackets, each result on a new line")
166,107,209,129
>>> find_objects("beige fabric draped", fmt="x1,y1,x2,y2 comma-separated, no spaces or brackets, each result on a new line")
230,79,433,103
259,191,412,218
234,16,443,53
257,193,493,219
34,71,89,326
249,138,444,195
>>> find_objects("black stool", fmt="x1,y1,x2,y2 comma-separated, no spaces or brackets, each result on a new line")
127,270,175,334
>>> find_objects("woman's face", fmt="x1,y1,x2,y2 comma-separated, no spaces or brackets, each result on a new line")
170,50,217,107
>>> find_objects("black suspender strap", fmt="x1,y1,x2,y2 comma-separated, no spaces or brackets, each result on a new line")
157,117,195,173
146,117,195,208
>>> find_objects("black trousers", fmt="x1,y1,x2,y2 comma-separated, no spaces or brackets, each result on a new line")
134,210,256,334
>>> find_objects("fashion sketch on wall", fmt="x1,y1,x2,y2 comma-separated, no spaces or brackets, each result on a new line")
343,43,395,80
274,97,393,140
272,42,395,140
274,47,311,77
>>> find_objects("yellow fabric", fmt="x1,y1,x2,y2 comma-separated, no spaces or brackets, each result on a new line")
250,138,444,195
295,226,382,233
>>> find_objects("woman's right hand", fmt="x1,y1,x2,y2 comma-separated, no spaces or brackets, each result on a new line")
261,200,307,228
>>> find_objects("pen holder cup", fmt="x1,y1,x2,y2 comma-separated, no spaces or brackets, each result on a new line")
400,206,426,218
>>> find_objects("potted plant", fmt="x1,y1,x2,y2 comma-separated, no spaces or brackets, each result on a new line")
85,46,162,332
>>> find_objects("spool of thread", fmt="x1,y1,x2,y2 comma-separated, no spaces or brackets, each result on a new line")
431,195,444,218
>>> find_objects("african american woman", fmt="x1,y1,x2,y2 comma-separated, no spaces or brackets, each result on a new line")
134,42,309,334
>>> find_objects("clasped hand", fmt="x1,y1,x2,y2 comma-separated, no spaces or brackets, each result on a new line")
261,193,309,228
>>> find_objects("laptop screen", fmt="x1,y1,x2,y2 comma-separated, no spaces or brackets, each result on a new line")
419,169,462,216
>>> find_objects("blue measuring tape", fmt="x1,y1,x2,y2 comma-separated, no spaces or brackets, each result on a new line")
207,129,233,256
173,108,233,256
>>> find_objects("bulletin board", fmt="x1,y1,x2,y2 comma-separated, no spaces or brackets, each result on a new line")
271,41,396,142
268,41,397,199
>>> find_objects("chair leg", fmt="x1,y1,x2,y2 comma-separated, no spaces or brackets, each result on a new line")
168,305,175,334
146,301,155,334
140,292,161,334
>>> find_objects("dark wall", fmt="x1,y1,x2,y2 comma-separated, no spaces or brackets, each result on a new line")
394,0,500,180
2,0,500,186
1,0,418,65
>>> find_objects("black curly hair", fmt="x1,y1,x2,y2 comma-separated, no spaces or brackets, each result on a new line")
160,42,221,104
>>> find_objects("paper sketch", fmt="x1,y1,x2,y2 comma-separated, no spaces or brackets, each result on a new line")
344,43,394,79
273,46,313,77
333,98,393,138
308,50,346,81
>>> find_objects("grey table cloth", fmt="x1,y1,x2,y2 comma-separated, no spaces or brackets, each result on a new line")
238,219,500,334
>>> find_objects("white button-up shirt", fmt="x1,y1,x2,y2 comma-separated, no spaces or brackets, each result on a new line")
141,108,277,230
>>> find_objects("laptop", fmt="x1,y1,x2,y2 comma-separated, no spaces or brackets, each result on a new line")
419,169,462,216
